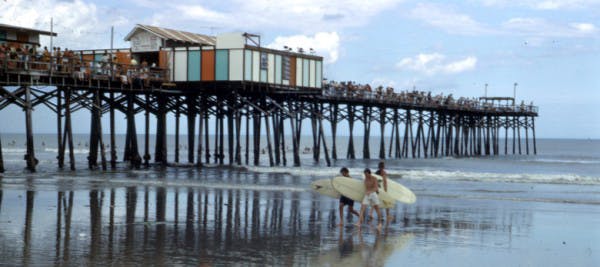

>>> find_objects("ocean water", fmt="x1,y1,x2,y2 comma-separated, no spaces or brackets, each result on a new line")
0,134,599,266
1,134,599,184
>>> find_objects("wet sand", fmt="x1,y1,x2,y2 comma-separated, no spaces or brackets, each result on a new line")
0,168,599,266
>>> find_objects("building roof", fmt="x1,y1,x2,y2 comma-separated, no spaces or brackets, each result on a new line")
124,24,215,46
0,23,57,36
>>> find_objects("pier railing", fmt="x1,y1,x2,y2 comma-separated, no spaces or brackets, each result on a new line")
321,86,538,115
1,56,538,116
0,56,169,84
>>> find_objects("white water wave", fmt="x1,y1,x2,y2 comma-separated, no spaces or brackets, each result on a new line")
245,165,600,185
44,147,90,154
526,158,600,165
397,169,600,185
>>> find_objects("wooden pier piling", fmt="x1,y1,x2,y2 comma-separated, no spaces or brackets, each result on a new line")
347,105,356,159
186,95,196,164
0,133,4,173
379,107,386,159
109,92,117,169
362,106,371,159
24,86,37,171
56,87,63,169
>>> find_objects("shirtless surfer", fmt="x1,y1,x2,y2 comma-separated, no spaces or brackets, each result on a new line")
356,168,383,231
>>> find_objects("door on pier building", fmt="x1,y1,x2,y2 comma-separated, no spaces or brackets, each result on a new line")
17,32,29,43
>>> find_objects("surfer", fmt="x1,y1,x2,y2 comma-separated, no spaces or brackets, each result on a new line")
338,167,360,226
374,161,393,222
356,168,383,231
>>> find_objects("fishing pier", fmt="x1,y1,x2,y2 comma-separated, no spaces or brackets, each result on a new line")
0,24,538,172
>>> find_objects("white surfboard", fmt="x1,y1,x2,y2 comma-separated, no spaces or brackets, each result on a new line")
311,178,340,198
332,176,396,208
366,173,417,204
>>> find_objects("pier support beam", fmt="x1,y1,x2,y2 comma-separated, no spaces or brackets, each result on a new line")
395,110,402,158
124,93,141,168
525,116,530,155
56,87,64,169
362,106,371,159
24,86,37,172
88,89,107,170
272,110,280,165
311,103,319,162
404,110,413,158
228,95,235,165
175,99,180,163
0,134,4,173
265,111,274,167
532,116,537,155
279,110,287,166
289,102,301,166
155,94,168,165
235,109,242,165
109,92,117,169
63,88,76,170
203,96,210,165
318,116,331,167
379,107,386,159
331,104,338,160
347,105,356,159
197,96,204,167
143,95,150,167
186,95,196,164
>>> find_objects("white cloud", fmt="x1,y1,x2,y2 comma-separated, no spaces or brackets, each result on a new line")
502,17,597,38
409,3,494,35
396,53,477,75
480,0,600,10
150,0,404,32
570,23,596,33
267,32,340,64
0,0,129,49
409,3,598,39
174,5,229,23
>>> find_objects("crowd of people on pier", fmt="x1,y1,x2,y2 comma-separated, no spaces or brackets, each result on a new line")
1,43,536,113
323,80,536,113
0,43,164,87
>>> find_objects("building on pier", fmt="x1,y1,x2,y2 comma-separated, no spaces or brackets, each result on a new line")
0,23,57,47
122,24,323,88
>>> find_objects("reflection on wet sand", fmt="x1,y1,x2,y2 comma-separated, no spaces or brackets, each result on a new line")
0,172,534,266
313,228,415,267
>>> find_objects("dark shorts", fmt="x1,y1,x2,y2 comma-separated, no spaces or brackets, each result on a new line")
339,195,354,206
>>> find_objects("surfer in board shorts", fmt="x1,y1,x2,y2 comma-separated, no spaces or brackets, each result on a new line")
356,168,383,231
338,167,360,226
373,161,393,222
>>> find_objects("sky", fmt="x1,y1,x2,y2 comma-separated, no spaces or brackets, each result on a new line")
0,0,599,139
